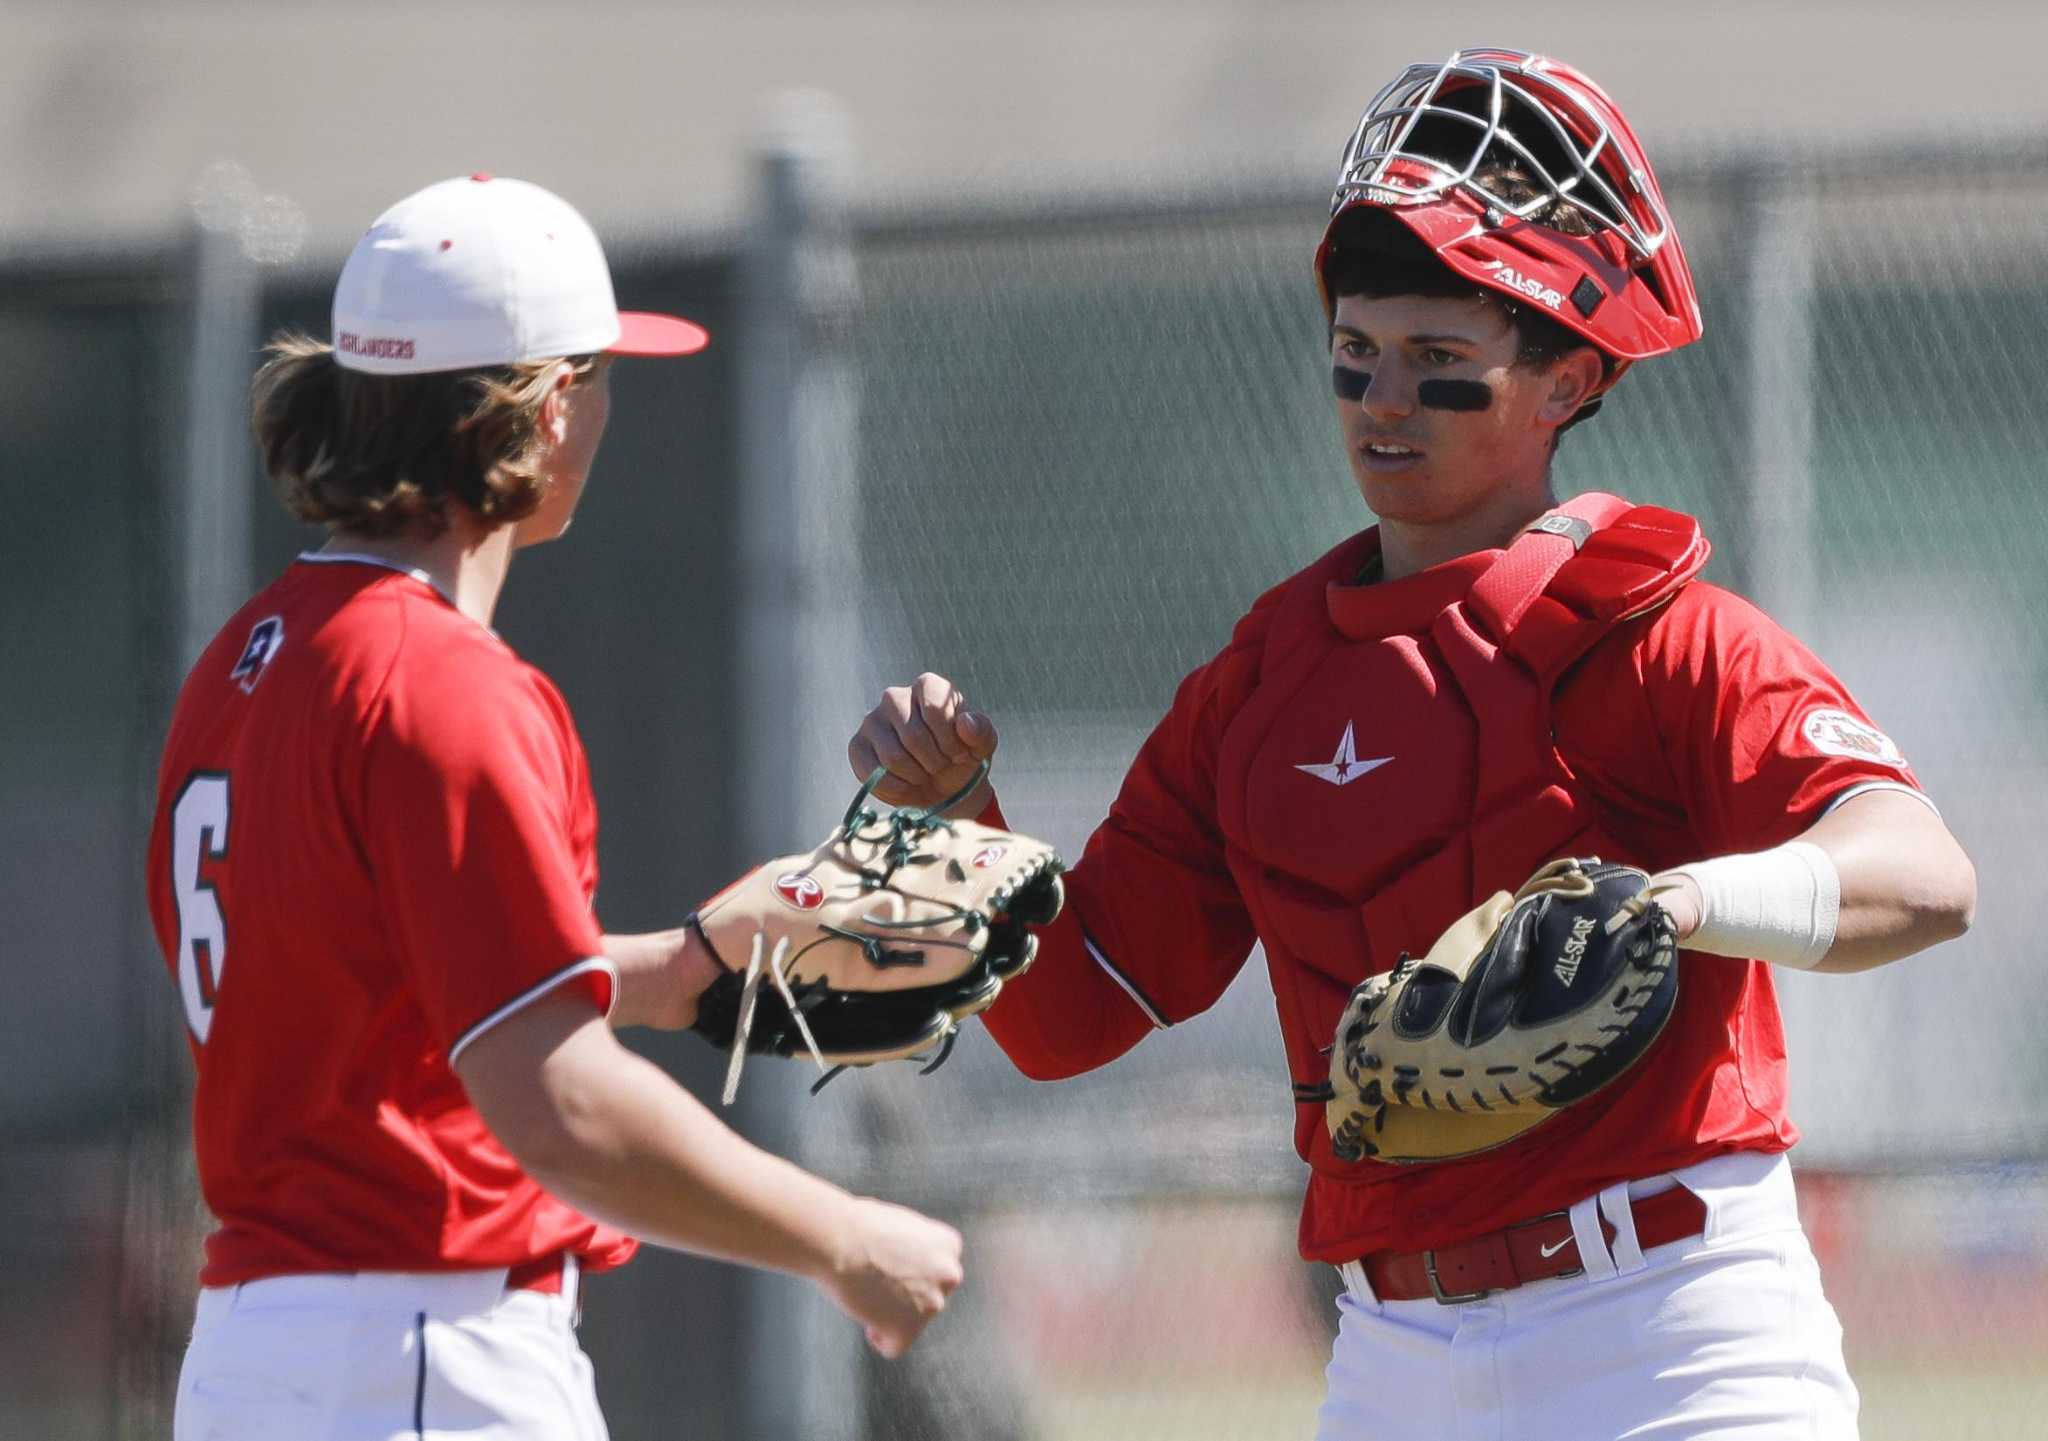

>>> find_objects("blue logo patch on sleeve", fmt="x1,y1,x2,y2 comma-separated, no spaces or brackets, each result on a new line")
229,616,286,694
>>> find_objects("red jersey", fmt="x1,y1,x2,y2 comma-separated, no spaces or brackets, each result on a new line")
982,510,1926,1260
146,555,636,1286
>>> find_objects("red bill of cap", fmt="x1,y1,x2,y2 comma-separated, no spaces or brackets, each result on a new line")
612,310,711,357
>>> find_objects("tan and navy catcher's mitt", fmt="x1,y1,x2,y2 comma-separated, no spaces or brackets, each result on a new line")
1325,859,1679,1164
689,767,1063,1102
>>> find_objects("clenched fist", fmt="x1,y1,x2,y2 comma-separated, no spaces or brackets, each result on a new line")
848,672,999,816
816,1197,965,1360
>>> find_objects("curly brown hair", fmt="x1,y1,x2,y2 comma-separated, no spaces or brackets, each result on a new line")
249,335,597,537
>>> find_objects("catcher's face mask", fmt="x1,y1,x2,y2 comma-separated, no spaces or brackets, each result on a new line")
1315,47,1704,400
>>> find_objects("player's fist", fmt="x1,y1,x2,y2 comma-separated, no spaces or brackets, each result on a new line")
848,672,998,816
816,1197,965,1359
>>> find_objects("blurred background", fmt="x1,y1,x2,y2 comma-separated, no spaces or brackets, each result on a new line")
4,3,2045,1438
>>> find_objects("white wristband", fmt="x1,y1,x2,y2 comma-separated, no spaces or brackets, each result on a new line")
1659,841,1841,971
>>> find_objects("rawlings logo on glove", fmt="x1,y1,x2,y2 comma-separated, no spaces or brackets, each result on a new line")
1323,858,1680,1165
688,766,1064,1102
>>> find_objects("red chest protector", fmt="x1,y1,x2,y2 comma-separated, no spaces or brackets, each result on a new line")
1210,493,1709,1201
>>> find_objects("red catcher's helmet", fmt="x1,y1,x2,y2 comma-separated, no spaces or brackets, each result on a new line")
1315,48,1703,392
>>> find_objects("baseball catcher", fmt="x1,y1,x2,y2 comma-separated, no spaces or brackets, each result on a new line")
1323,859,1678,1164
689,766,1065,1101
840,43,1975,1440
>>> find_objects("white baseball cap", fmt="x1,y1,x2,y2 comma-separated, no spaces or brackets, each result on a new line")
330,173,709,375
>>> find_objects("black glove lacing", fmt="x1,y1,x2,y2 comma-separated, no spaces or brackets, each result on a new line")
821,763,995,967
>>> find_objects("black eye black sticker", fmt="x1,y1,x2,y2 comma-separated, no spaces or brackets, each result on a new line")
1415,379,1493,412
1333,367,1494,412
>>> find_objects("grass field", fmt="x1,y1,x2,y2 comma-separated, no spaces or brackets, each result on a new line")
995,1180,2048,1441
1044,1379,1324,1441
1854,1365,2048,1441
1037,1366,2048,1441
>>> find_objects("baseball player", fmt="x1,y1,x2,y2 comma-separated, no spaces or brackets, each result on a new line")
148,175,963,1441
849,49,1976,1439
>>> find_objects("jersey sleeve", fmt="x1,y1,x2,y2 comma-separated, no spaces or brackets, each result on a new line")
982,642,1260,1079
1632,582,1929,855
361,648,613,1062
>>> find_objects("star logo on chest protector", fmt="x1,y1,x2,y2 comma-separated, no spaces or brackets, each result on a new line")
1294,721,1394,787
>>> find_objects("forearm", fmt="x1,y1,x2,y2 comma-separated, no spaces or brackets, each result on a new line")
602,925,722,1030
981,904,1156,1079
977,792,1254,1074
470,997,857,1277
922,795,1142,1077
535,1029,859,1275
1791,789,1976,972
460,990,964,1357
1660,789,1975,976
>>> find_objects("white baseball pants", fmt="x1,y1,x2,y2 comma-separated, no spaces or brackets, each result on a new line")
173,1258,607,1441
1316,1151,1860,1440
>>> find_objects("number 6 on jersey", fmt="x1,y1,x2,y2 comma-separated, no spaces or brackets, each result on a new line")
172,773,231,1043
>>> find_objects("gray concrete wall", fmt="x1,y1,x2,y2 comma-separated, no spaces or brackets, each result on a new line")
5,1,2043,256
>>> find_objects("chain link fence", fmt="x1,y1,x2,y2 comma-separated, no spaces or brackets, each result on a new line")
822,147,2048,1438
842,151,2047,1158
3,140,2042,1439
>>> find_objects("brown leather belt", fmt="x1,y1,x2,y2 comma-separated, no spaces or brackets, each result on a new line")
1359,1187,1708,1304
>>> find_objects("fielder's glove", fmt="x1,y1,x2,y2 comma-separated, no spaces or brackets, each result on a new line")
689,766,1064,1102
1325,858,1679,1164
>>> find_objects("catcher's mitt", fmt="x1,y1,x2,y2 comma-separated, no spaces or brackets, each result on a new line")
689,766,1064,1102
1324,858,1678,1165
